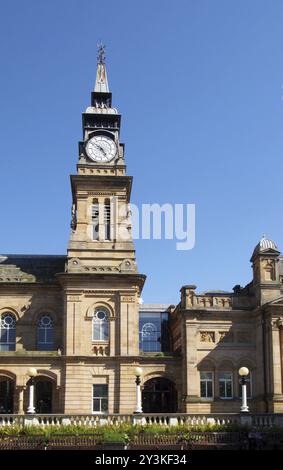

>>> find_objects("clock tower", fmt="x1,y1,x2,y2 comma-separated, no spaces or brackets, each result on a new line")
57,46,146,413
67,45,140,273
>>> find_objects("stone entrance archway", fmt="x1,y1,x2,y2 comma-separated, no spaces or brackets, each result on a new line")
0,376,14,413
142,377,178,413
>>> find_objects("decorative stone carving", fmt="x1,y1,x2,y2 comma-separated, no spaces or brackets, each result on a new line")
68,295,81,302
120,259,136,273
93,344,109,356
272,317,283,329
84,266,120,272
121,296,135,303
87,192,116,196
67,258,83,272
21,302,31,312
200,331,215,343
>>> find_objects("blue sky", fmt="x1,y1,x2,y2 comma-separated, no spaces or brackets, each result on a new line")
0,0,283,304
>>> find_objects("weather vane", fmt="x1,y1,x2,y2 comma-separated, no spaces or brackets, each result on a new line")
97,42,106,64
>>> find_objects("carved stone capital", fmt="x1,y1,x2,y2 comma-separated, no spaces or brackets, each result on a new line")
274,317,283,329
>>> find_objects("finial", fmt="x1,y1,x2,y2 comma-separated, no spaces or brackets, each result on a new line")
97,42,106,64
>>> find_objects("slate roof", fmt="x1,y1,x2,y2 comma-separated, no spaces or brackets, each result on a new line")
0,255,66,284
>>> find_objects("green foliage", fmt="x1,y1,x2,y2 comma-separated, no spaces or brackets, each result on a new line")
0,422,279,443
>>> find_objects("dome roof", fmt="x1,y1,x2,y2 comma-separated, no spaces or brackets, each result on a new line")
258,237,278,251
251,236,279,260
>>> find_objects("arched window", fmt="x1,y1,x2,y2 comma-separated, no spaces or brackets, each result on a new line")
141,322,159,351
0,313,16,351
93,309,109,341
37,315,54,351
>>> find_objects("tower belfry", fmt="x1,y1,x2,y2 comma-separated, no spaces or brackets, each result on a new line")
67,45,140,273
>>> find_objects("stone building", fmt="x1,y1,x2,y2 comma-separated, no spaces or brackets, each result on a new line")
0,53,282,416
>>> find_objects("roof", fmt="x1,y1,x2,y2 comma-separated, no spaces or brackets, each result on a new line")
0,255,66,284
251,236,280,261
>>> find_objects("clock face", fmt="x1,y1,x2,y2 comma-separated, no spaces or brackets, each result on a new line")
85,135,117,163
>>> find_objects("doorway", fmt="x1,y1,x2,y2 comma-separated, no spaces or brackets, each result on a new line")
142,377,177,413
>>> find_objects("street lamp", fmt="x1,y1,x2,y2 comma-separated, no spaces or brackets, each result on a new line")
134,367,143,414
239,367,249,413
27,367,37,414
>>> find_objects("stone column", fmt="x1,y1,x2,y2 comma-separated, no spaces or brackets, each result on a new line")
184,320,199,412
17,386,25,415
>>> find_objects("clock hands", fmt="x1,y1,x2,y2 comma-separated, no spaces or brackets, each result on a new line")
93,143,107,157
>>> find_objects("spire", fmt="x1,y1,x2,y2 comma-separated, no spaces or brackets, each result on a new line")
94,43,109,93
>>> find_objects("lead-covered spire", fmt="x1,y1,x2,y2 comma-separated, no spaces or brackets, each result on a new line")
94,43,109,93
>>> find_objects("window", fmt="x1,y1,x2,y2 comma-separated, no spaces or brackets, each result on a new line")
239,373,252,398
92,199,99,240
219,372,233,399
0,313,16,351
104,199,111,240
200,372,213,398
93,309,109,341
93,384,108,413
37,315,54,351
139,311,170,352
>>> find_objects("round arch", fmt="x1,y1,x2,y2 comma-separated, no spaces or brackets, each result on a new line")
0,370,17,383
0,307,19,321
35,370,59,387
31,309,58,326
142,376,178,413
85,301,114,320
142,370,177,385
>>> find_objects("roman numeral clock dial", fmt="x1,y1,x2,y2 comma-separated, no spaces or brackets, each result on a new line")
85,135,117,163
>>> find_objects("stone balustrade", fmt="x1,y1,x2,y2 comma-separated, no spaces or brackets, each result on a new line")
180,285,233,310
0,413,282,428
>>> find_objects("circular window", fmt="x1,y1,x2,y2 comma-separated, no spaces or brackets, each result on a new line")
38,315,53,327
1,313,16,329
94,309,108,321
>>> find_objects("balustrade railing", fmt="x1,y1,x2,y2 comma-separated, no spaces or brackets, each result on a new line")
0,413,282,428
